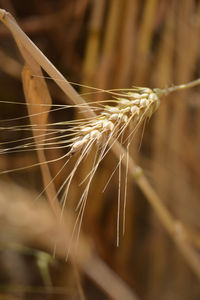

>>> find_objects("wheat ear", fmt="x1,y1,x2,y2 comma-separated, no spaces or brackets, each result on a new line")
70,87,160,154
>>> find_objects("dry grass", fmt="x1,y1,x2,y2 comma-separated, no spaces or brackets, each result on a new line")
0,1,200,299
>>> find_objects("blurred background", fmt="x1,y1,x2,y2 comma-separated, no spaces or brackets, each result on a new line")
0,0,200,299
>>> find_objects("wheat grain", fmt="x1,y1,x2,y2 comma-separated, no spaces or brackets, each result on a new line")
70,87,160,155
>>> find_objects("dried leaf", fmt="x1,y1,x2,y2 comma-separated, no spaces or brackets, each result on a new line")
22,64,61,217
22,64,51,137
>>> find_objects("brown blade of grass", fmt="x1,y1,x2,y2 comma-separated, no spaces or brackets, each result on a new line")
81,0,106,95
133,0,158,85
95,0,123,94
114,0,138,88
21,64,61,217
148,1,175,294
1,8,200,279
